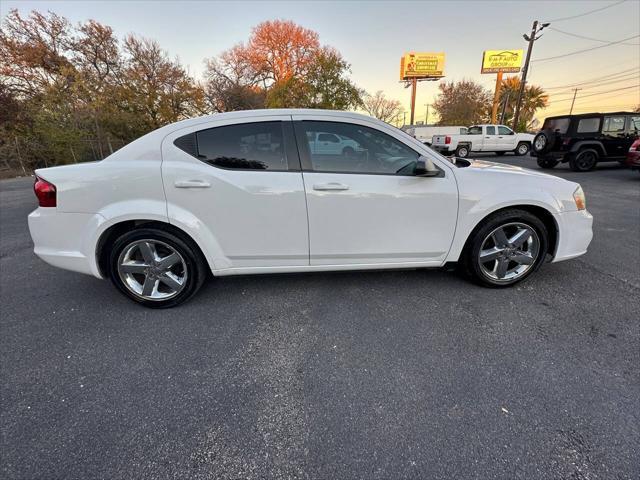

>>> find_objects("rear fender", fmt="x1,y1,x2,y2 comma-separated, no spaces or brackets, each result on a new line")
570,141,605,156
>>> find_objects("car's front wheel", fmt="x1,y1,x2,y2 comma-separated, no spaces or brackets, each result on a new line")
462,209,548,287
109,228,207,308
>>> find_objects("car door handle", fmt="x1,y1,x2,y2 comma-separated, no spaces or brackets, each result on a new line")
313,182,349,191
174,180,211,188
485,136,491,139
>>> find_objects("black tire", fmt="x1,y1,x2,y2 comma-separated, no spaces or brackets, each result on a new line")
342,146,355,157
461,209,548,288
515,142,530,156
569,148,598,172
495,151,506,156
537,157,558,169
455,145,470,158
108,227,207,308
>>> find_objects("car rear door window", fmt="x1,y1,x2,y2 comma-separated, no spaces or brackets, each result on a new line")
175,122,289,170
486,126,496,135
576,117,601,133
602,116,626,134
630,116,640,135
543,117,570,133
295,121,420,175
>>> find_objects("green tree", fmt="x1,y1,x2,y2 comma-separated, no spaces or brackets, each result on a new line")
432,80,492,126
265,47,361,109
498,76,549,131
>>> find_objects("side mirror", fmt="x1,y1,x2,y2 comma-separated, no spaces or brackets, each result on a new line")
414,156,440,177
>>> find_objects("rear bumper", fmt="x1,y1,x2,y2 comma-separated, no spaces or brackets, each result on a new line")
532,151,568,161
432,145,452,154
28,208,105,278
551,209,593,262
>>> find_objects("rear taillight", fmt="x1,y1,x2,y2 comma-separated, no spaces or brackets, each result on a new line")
445,135,451,145
34,176,56,207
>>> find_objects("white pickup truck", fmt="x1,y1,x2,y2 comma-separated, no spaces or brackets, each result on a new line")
306,131,363,156
432,124,534,158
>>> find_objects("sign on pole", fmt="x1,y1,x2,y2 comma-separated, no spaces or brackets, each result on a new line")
400,52,445,80
481,50,524,74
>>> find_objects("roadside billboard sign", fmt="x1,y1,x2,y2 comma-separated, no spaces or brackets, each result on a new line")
400,52,445,80
481,49,524,74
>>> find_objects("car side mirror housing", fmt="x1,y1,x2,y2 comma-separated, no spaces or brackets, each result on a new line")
414,156,440,177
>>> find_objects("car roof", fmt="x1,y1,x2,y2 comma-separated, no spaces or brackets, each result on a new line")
545,111,636,120
167,109,377,130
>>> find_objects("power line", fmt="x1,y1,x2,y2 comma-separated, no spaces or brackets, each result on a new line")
547,84,639,104
551,76,640,96
549,26,640,45
532,34,640,62
542,67,640,90
544,0,627,23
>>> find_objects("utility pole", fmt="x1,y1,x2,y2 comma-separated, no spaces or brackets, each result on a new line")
512,20,549,131
409,78,417,125
499,91,511,125
569,88,581,114
424,104,430,124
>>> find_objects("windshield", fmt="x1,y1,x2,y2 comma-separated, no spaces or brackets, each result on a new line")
543,117,570,134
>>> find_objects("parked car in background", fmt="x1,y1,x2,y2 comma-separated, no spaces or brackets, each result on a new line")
532,112,640,172
306,131,363,157
625,138,640,172
404,125,468,146
28,109,592,308
431,124,533,158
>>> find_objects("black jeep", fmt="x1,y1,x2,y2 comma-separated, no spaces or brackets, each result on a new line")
532,112,640,172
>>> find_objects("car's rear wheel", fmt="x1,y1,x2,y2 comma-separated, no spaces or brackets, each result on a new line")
109,228,207,308
342,146,355,158
537,157,558,169
515,142,530,156
462,209,548,287
569,149,598,172
455,145,469,158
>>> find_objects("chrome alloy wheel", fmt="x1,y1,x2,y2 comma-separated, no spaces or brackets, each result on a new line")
477,222,540,282
534,135,546,152
517,143,529,155
117,239,188,301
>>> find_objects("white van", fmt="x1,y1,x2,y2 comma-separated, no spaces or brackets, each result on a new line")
404,125,468,145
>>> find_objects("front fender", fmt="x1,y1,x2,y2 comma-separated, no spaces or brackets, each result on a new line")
445,185,564,262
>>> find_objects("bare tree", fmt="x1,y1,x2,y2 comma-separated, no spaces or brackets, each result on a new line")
361,90,403,124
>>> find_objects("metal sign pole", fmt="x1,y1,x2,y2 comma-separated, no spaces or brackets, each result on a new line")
410,78,417,126
491,71,504,124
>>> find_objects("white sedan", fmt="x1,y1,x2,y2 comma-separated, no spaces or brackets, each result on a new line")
28,109,593,308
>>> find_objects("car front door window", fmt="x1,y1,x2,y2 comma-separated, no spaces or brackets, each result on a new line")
295,121,420,175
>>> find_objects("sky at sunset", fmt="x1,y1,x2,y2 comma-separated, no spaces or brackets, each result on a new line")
2,0,639,124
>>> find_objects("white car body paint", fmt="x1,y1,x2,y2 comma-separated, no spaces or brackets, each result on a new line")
27,109,593,281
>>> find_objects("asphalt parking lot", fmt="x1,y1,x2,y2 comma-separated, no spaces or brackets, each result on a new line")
1,154,638,479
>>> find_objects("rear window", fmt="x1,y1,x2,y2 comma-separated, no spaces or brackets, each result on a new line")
577,117,601,133
543,117,570,134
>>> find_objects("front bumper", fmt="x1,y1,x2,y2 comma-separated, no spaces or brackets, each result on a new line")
28,208,105,278
551,209,593,262
625,152,640,169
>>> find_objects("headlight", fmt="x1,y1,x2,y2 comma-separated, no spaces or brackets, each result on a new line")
573,186,586,211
